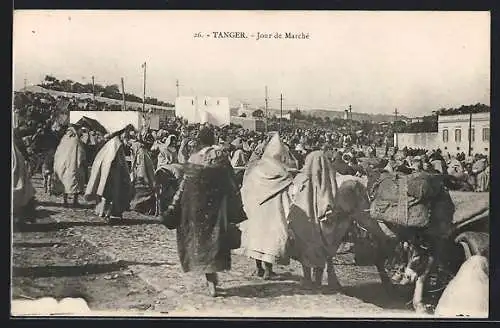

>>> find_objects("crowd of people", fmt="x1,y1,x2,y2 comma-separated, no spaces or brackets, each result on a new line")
12,108,490,303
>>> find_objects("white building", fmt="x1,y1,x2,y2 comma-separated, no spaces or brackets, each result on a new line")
438,111,490,156
175,96,230,126
395,110,490,156
230,116,265,132
237,103,256,117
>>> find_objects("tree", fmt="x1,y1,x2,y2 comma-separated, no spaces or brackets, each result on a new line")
104,84,120,95
60,80,74,92
71,82,86,93
239,113,247,118
44,75,57,83
252,109,264,118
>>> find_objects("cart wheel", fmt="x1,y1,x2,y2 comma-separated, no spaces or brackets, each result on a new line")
454,232,489,260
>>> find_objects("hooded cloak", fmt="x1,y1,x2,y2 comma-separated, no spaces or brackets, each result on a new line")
240,133,297,264
287,151,339,268
53,126,87,194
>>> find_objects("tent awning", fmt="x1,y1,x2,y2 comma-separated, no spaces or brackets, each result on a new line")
74,116,108,134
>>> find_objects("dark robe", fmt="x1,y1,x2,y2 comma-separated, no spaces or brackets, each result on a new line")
332,154,356,175
129,145,156,214
175,146,245,273
85,136,132,217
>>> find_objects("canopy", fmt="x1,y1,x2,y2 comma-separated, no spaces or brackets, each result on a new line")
74,116,108,134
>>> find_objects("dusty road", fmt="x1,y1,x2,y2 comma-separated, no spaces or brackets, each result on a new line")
12,175,419,317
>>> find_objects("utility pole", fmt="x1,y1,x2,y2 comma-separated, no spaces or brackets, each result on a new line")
121,77,126,111
91,76,96,104
265,86,269,133
24,78,27,90
349,104,353,136
176,79,180,97
279,93,284,135
394,108,399,149
468,111,473,156
142,62,147,113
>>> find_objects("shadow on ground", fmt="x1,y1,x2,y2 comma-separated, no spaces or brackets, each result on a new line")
36,200,95,210
35,209,59,218
13,262,128,278
341,282,411,310
15,218,162,232
12,259,175,278
13,242,67,248
117,260,176,267
221,281,320,298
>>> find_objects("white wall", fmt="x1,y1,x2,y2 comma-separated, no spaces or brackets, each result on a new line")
395,132,439,150
230,116,265,131
175,96,230,126
437,112,490,156
202,97,231,126
69,111,159,133
175,97,200,123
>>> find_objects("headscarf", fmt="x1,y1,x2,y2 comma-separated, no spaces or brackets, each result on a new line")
241,133,297,206
261,133,298,171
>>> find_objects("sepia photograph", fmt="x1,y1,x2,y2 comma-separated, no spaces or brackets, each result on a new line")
11,10,490,318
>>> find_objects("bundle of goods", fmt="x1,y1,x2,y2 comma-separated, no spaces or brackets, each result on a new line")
357,157,388,170
449,191,489,227
369,172,454,236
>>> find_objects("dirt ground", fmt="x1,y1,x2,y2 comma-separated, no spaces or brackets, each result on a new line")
11,175,420,317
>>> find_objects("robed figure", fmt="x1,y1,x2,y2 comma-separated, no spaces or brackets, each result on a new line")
240,133,299,279
162,127,246,297
129,131,156,214
85,126,133,221
53,125,87,207
12,141,37,224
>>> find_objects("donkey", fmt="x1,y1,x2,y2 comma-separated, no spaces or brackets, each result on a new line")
299,179,395,292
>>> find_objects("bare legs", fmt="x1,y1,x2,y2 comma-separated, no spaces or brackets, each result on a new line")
301,264,325,290
255,260,274,280
205,273,218,297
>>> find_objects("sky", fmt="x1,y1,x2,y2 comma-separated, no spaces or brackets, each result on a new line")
13,10,490,116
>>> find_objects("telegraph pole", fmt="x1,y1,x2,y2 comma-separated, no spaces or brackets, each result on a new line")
349,104,353,136
279,93,283,134
142,62,147,113
121,77,126,111
394,108,399,149
24,78,27,90
91,76,96,104
265,86,269,133
468,112,473,156
176,79,180,97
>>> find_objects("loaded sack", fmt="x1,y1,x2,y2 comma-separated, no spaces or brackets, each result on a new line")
369,172,454,232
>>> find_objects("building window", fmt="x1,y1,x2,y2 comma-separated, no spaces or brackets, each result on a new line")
442,129,448,143
468,128,475,142
482,127,490,141
455,129,461,143
204,100,207,106
217,100,220,105
191,100,194,105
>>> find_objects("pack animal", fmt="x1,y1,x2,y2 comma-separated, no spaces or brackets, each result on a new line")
299,179,394,291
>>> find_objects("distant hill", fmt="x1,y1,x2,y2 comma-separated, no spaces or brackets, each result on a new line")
303,109,407,123
237,107,408,123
